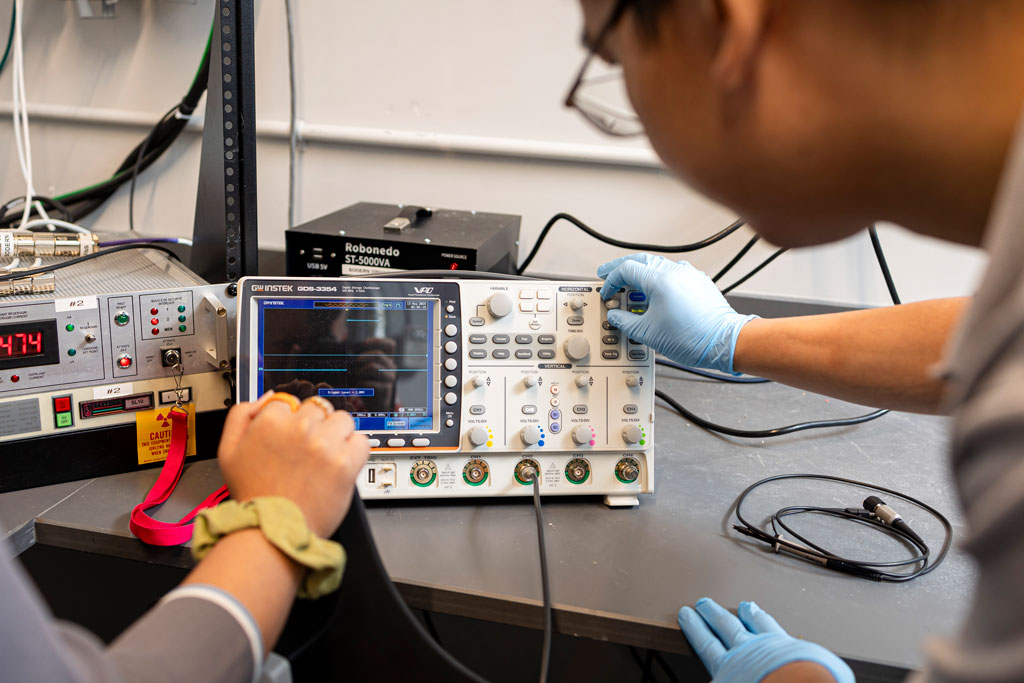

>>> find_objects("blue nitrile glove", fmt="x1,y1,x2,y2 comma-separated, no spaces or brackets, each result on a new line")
678,598,854,683
597,254,757,375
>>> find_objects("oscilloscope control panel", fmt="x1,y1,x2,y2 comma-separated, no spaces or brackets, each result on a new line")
237,277,655,505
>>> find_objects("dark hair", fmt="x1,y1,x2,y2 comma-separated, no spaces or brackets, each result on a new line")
632,0,672,39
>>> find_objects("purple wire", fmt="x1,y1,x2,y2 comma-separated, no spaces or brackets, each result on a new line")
101,238,188,247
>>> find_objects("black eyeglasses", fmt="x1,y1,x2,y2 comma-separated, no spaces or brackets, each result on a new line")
563,0,644,138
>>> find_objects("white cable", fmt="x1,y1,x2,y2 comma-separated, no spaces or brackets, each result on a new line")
33,201,59,232
1,258,20,271
11,0,35,229
6,219,94,234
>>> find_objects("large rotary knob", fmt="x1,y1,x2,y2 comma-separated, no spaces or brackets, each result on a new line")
572,424,594,446
468,427,490,447
487,293,513,319
520,425,543,446
622,425,644,445
563,336,591,362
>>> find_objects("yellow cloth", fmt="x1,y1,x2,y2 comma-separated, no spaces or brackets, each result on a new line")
192,497,345,599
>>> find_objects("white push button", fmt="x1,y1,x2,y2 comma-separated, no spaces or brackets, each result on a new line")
444,392,458,405
444,324,458,337
444,375,458,388
412,438,430,447
519,290,535,299
445,358,458,371
387,438,406,448
445,341,458,353
367,439,381,448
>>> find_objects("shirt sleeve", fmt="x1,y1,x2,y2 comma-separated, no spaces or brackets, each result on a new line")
2,533,264,683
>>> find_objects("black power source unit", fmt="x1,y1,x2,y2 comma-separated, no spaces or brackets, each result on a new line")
285,202,521,276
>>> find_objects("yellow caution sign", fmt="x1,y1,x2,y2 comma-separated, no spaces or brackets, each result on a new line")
136,405,197,465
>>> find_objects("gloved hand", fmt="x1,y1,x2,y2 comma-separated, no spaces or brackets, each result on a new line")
597,254,757,375
678,598,854,683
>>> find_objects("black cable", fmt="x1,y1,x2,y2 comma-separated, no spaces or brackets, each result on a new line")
129,105,181,234
655,358,771,384
516,213,746,275
719,248,788,295
651,651,679,683
363,269,538,281
627,646,653,683
733,474,952,582
526,472,552,683
868,225,901,305
712,235,760,283
655,388,888,438
0,244,183,282
420,609,443,646
0,195,74,226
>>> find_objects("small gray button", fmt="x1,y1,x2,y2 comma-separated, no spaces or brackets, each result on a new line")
387,438,406,448
573,404,589,415
623,404,639,415
492,349,511,359
602,350,620,360
444,392,458,405
537,335,555,345
492,334,510,344
446,305,455,314
522,405,538,415
412,438,430,447
628,338,642,345
628,349,648,360
469,349,487,359
602,335,620,345
367,439,381,448
602,321,615,330
444,341,458,354
445,358,458,371
537,349,556,359
446,419,455,427
469,334,487,344
515,349,533,359
444,324,458,337
444,375,458,388
469,405,486,415
515,334,533,344
567,316,584,326
470,317,485,326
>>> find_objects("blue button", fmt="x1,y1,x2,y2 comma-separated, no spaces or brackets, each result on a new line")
628,291,647,302
549,409,561,420
549,422,561,433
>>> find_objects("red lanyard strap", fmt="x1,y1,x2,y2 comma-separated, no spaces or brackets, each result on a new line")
129,407,230,546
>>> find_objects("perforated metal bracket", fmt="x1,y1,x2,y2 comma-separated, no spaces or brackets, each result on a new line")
191,0,259,283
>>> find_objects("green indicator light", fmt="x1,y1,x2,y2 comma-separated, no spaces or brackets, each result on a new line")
178,325,187,332
65,323,75,332
67,349,76,357
178,315,186,322
639,439,645,445
177,305,186,312
114,312,130,326
56,413,73,428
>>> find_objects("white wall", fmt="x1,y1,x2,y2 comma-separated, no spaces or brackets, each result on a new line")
0,0,988,305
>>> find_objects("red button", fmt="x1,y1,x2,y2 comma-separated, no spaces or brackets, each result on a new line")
11,375,19,382
151,317,159,325
54,397,71,412
150,308,159,315
152,327,160,335
118,356,133,368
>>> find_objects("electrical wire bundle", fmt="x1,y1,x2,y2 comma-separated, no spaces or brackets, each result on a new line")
0,7,213,232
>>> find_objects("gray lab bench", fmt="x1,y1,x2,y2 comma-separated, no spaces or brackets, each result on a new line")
1,370,973,677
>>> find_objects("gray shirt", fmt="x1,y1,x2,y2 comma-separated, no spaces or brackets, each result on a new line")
0,533,261,683
920,112,1024,682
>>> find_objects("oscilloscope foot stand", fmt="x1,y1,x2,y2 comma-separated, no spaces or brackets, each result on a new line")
604,495,640,508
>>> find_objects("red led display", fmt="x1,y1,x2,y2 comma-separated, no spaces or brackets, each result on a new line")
0,331,44,359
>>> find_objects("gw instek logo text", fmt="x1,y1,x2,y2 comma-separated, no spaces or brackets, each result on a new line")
345,243,401,257
253,284,293,292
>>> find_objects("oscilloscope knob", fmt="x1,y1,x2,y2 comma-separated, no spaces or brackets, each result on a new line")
563,336,590,362
468,427,490,447
622,425,644,445
520,425,543,446
487,293,513,319
572,425,594,446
